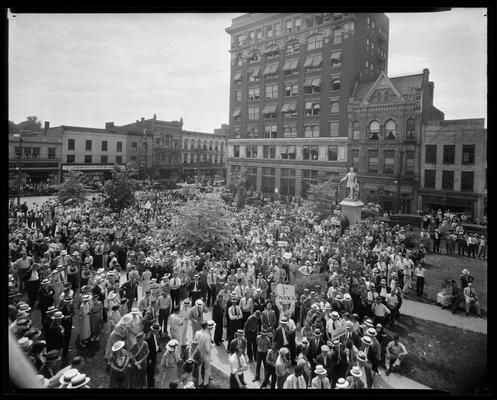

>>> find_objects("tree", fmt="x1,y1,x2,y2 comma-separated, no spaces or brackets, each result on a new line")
307,176,341,221
227,166,248,210
8,121,19,135
16,116,43,133
57,171,88,203
103,165,138,214
170,197,232,251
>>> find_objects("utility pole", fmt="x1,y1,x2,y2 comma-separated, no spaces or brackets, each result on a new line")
13,133,22,205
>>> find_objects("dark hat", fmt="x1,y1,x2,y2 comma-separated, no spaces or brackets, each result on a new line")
151,323,161,332
45,350,61,362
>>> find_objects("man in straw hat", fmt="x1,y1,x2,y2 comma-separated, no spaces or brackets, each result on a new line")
67,372,91,389
335,377,350,389
275,346,290,389
197,321,215,388
59,295,75,358
189,299,206,340
283,363,307,389
311,364,331,389
346,366,365,389
385,334,408,376
229,345,248,389
355,350,374,388
146,323,162,388
58,368,79,388
46,311,64,353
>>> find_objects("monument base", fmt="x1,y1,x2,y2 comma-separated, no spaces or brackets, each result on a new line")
339,198,365,226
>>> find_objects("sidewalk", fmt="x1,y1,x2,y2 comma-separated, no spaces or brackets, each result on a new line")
401,299,487,334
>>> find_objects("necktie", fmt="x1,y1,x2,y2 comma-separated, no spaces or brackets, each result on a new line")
296,377,300,389
321,380,324,389
210,273,214,284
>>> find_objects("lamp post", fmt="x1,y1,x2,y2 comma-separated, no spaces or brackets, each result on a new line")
13,133,23,205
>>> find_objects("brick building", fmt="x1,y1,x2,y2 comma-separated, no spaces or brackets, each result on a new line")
348,68,444,213
225,12,390,197
419,118,487,222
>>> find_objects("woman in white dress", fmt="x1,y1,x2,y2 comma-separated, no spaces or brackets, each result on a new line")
79,294,92,346
160,339,181,388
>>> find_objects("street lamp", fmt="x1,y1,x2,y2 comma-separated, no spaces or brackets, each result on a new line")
12,133,23,205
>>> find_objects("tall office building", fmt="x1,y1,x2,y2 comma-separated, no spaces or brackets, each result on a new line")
225,12,389,197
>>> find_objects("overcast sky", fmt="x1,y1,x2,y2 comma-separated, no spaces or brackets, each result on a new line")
8,9,487,132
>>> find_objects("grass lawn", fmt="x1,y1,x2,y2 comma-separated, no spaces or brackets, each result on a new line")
408,253,487,312
385,314,488,394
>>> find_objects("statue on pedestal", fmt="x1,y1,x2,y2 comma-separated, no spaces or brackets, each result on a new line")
340,167,359,200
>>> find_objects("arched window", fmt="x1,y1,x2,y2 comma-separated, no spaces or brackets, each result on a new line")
353,121,360,140
369,120,380,140
203,140,207,150
197,139,201,149
307,33,323,50
385,119,396,140
406,118,415,138
330,78,341,91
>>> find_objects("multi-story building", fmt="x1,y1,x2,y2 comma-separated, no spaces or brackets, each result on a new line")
348,68,444,213
419,118,487,222
181,129,227,180
225,12,390,197
8,123,62,184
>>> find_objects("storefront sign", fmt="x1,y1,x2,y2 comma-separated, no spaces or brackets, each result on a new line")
61,164,125,171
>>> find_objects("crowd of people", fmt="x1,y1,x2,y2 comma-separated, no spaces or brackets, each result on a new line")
8,187,484,389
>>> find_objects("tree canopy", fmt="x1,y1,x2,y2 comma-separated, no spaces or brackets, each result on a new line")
307,176,342,220
57,171,88,203
103,165,138,213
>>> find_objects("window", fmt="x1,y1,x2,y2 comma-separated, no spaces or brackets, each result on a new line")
249,67,260,82
263,104,277,119
351,149,360,167
383,150,395,174
117,141,122,152
68,139,75,151
183,153,188,164
425,145,437,164
248,107,259,121
246,167,257,190
116,155,122,164
385,120,396,140
209,142,213,151
353,121,360,140
330,77,341,91
261,167,276,193
406,118,415,138
263,145,276,159
266,25,273,38
85,140,92,151
246,145,258,159
101,155,108,163
275,22,281,36
368,150,379,173
281,145,296,160
305,15,314,28
370,62,374,74
101,141,108,151
233,128,241,139
48,147,56,159
280,168,296,196
233,108,241,122
442,170,454,190
405,150,415,176
286,19,292,33
304,125,320,138
283,59,299,75
330,51,342,68
302,169,318,197
235,89,242,102
263,63,279,79
461,171,474,192
307,34,323,50
203,141,207,150
249,31,255,43
294,17,302,31
282,103,297,118
302,145,319,160
304,77,321,94
66,154,75,163
131,156,137,162
333,27,343,44
369,120,380,140
264,125,278,138
183,139,188,149
283,125,297,138
248,87,260,101
443,145,455,164
285,84,298,97
285,41,300,55
257,30,263,41
329,121,339,137
328,145,338,161
85,155,92,164
372,20,375,29
246,126,259,138
266,46,279,60
330,100,340,113
249,51,261,63
366,59,369,73
215,142,218,151
234,145,240,158
462,145,475,164
265,84,278,99
221,142,224,152
234,71,242,84
304,54,323,71
305,102,320,116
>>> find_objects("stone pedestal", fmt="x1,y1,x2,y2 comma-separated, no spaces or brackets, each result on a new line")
339,198,364,226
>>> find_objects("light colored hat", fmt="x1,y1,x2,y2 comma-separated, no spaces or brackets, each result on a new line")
324,302,331,310
279,347,289,355
131,307,141,315
311,304,319,310
108,292,117,300
96,268,105,274
61,250,67,255
183,298,191,305
314,364,327,375
345,321,353,328
166,339,179,351
207,320,215,328
320,345,330,352
81,294,91,301
112,340,125,352
344,293,351,300
350,366,363,377
357,351,367,362
336,377,350,389
67,373,91,389
18,337,33,350
59,368,79,386
367,327,377,337
462,269,469,275
52,311,64,319
331,311,340,319
301,337,309,345
195,299,204,306
361,336,372,346
364,319,374,328
280,316,288,324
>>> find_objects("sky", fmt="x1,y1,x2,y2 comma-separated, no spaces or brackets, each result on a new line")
8,9,487,132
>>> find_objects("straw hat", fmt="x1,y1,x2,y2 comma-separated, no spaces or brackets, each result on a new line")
108,292,117,300
367,327,377,337
195,299,203,306
18,337,33,350
279,347,289,355
59,369,79,386
345,320,353,329
45,350,61,362
336,377,350,389
350,366,363,377
320,344,330,352
356,351,367,363
314,364,327,375
331,311,340,319
361,336,372,346
280,316,289,325
52,311,64,320
112,340,125,352
67,373,91,389
183,298,191,306
207,320,215,329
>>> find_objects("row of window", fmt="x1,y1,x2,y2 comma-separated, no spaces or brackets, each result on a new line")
233,121,340,139
66,155,123,164
233,144,345,161
67,139,123,152
182,139,225,152
425,144,475,165
424,170,475,192
234,53,342,82
352,119,416,141
182,153,224,164
361,149,415,175
235,101,340,122
14,147,57,159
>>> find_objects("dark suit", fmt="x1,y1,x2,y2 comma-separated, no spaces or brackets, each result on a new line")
315,353,333,379
273,326,287,350
60,303,74,357
228,337,247,355
46,321,64,352
146,332,162,387
308,336,326,372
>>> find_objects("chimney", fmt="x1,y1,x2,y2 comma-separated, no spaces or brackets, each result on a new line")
428,82,434,102
141,117,145,122
105,122,115,130
44,121,49,136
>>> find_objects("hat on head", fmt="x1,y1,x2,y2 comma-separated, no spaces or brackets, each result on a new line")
120,298,128,304
67,373,91,389
320,344,330,352
183,298,191,305
301,337,309,345
350,366,363,377
195,299,204,306
236,329,244,335
41,278,50,285
45,350,61,362
381,279,386,284
59,369,79,386
361,336,372,346
53,311,64,319
313,328,321,336
46,306,57,314
279,347,289,355
81,294,91,302
207,320,215,329
357,351,367,363
151,323,161,332
376,323,382,329
280,316,289,325
131,307,141,315
364,318,374,328
61,250,67,255
72,251,79,256
112,340,125,352
18,304,31,313
324,302,331,310
336,377,350,389
25,328,42,340
332,339,339,346
108,292,117,300
462,269,469,275
345,320,353,329
344,293,351,300
311,303,319,310
331,311,340,319
314,364,327,375
96,268,105,274
367,327,377,337
18,337,33,350
166,339,179,351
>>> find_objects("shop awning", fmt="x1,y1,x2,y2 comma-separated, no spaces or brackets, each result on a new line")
262,104,277,114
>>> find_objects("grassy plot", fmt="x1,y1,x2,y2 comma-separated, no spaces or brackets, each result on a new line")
386,314,487,394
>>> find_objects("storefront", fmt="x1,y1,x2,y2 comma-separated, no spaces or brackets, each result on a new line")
60,163,126,182
420,193,477,218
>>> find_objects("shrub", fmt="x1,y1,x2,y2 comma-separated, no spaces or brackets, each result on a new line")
294,272,329,297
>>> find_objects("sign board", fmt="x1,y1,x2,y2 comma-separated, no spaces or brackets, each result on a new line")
331,325,347,341
61,163,126,171
251,225,259,231
277,241,288,247
274,220,282,226
283,252,292,259
275,284,296,303
280,226,290,233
